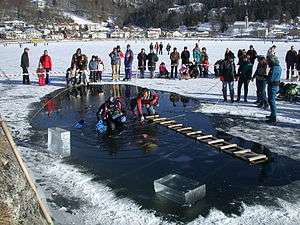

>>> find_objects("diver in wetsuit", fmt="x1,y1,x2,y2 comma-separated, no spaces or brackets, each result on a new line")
131,88,159,121
96,97,126,133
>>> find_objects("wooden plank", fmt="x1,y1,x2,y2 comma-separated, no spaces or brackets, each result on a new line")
233,149,251,154
153,118,167,122
220,144,238,150
248,155,268,162
146,115,159,119
208,139,224,145
197,135,213,140
186,131,202,136
168,124,183,128
160,120,176,125
176,127,193,132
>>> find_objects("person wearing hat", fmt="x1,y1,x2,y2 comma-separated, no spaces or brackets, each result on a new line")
147,49,159,78
39,50,53,84
201,47,209,78
124,44,134,81
137,48,147,78
266,56,282,123
170,47,180,79
21,47,30,84
285,46,297,80
109,47,121,81
246,45,257,74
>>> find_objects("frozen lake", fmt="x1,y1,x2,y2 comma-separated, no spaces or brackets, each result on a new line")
0,40,299,225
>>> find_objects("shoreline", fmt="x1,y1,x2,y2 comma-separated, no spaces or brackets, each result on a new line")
1,37,299,45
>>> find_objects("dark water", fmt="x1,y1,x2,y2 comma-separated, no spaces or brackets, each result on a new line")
28,84,300,223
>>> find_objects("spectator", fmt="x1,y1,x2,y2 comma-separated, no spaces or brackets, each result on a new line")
89,55,98,83
159,62,169,78
296,50,300,81
166,43,171,55
193,43,202,76
201,47,209,78
124,44,134,81
97,57,104,82
237,55,253,102
159,42,163,55
266,45,276,60
266,56,282,123
222,57,236,103
137,48,147,78
147,49,158,78
39,50,52,84
109,47,121,81
246,45,257,73
224,48,235,61
285,46,297,80
252,56,268,109
116,45,124,78
71,48,81,69
21,47,30,85
170,47,180,79
77,54,88,85
179,64,190,80
155,42,159,55
149,43,154,52
181,47,190,65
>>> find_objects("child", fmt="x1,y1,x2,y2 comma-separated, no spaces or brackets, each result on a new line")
89,55,98,83
97,57,104,82
179,64,190,80
159,62,169,78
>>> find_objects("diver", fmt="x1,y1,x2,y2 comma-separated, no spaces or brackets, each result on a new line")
131,88,159,121
96,97,126,134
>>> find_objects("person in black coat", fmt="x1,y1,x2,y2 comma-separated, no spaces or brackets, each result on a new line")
246,45,257,64
20,48,30,84
137,48,147,78
285,46,297,80
296,50,300,81
222,57,236,103
181,47,190,65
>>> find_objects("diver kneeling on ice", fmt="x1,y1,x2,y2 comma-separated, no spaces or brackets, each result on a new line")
96,97,126,134
131,88,159,122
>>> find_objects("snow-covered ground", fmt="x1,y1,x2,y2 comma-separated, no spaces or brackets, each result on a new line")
0,40,299,225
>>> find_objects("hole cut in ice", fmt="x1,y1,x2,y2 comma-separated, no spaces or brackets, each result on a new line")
48,127,71,157
154,174,206,206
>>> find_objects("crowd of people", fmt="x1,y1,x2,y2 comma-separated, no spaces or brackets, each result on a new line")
20,42,300,123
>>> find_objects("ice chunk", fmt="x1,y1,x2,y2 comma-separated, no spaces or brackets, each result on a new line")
154,174,205,205
48,127,70,157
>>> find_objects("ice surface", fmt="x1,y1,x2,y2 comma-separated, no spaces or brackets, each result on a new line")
48,127,70,157
154,174,206,205
0,40,299,225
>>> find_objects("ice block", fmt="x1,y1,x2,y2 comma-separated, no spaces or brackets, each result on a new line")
154,174,205,205
48,127,70,157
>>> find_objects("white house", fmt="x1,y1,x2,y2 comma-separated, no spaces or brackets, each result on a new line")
147,28,161,39
110,30,126,38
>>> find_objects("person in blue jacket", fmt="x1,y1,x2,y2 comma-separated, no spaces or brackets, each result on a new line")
124,44,134,81
266,56,282,123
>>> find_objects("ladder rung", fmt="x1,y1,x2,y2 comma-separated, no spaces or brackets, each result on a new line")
233,149,251,154
248,155,267,162
160,120,176,125
186,131,202,136
176,127,193,132
153,118,167,122
197,135,213,140
146,115,159,119
168,124,183,128
220,144,238,150
208,139,224,145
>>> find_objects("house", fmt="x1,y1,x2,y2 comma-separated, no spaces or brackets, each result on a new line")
172,31,183,38
147,28,161,39
110,30,126,38
251,28,268,38
89,32,108,39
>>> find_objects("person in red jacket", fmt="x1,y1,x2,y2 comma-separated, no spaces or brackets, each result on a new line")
39,50,53,84
131,88,159,121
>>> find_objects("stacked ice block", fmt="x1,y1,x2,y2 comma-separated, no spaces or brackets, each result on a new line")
154,174,206,205
48,127,70,157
